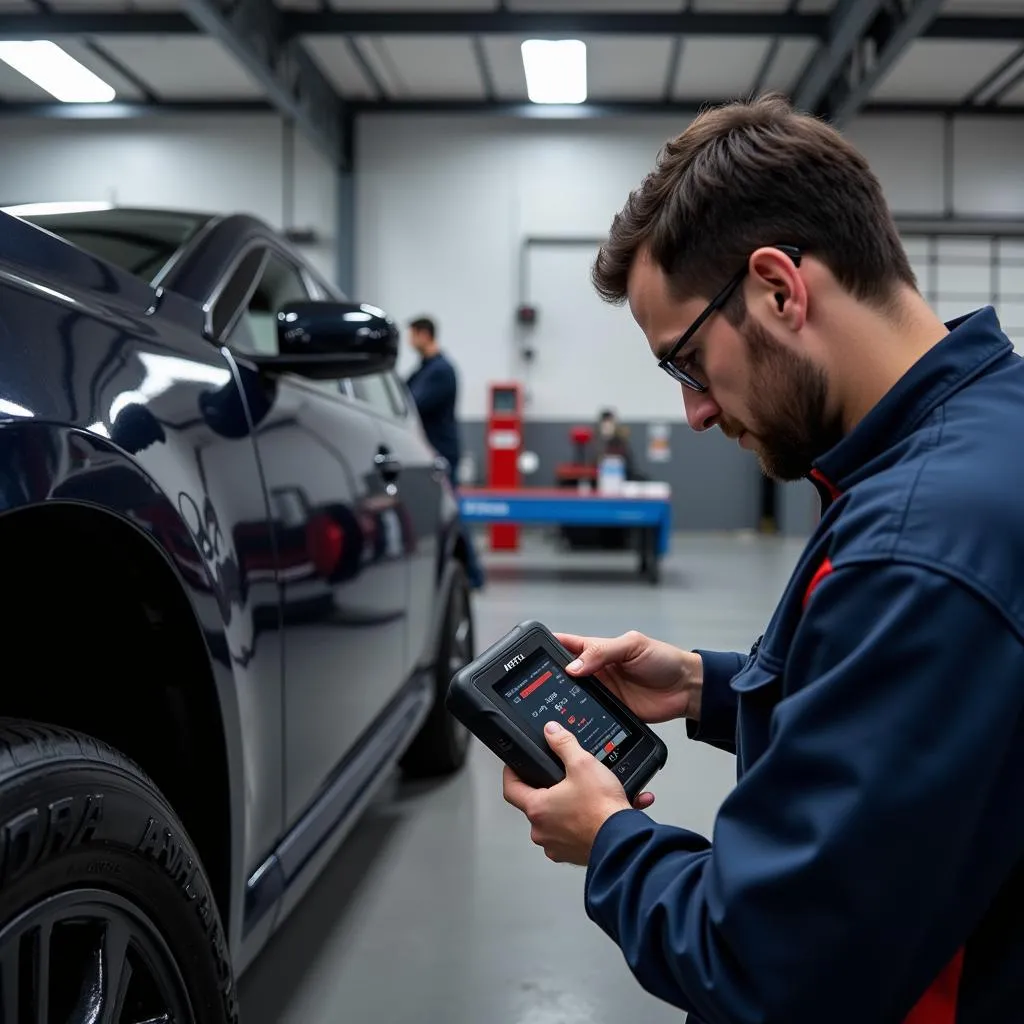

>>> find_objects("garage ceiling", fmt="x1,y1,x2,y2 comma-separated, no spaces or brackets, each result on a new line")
1,0,1024,167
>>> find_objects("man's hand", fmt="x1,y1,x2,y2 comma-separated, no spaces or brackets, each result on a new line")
502,720,656,866
556,630,704,723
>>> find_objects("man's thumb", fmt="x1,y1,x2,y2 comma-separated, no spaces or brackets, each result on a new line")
544,721,582,763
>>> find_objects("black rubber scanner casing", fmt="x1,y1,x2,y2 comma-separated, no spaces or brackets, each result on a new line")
446,619,668,803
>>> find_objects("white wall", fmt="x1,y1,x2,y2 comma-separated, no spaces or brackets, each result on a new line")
0,113,338,282
2,108,1022,424
355,112,1024,421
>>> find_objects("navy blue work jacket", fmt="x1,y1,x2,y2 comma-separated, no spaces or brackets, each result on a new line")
406,352,460,471
584,307,1024,1024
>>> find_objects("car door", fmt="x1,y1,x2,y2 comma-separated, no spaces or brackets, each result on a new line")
348,369,447,679
219,245,409,828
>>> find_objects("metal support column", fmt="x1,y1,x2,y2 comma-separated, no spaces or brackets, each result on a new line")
336,113,356,297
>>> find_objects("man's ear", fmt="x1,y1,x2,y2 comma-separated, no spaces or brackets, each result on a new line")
749,246,806,330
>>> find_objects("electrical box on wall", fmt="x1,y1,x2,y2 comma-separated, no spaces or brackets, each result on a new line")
516,304,538,326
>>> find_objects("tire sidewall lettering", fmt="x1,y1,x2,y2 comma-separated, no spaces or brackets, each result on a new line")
0,769,238,1024
0,791,103,887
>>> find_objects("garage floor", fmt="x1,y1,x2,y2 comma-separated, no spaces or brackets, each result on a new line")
238,532,806,1024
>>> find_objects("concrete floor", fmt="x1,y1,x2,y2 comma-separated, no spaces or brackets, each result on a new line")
238,531,806,1024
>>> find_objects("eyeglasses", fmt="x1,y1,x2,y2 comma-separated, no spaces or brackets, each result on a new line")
657,244,803,393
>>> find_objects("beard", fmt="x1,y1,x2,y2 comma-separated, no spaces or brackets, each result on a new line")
721,318,844,482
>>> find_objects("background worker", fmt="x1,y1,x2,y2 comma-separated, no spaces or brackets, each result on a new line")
405,316,485,591
596,408,637,480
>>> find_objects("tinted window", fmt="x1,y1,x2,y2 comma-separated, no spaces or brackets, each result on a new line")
14,207,210,281
210,247,267,339
350,374,398,417
382,373,409,418
229,252,311,356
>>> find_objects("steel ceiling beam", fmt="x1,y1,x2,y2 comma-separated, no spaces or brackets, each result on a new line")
4,98,1024,120
827,0,946,126
284,10,826,36
793,0,886,114
0,12,195,35
925,17,1024,41
0,10,1020,40
344,99,1024,119
178,0,349,168
0,100,273,117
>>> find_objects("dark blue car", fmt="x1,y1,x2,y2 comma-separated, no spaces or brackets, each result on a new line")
0,205,476,1022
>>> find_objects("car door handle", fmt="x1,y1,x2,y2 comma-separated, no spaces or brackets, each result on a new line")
375,449,402,481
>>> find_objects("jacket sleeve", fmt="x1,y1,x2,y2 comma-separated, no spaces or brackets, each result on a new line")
407,361,455,416
685,648,747,755
584,561,1024,1024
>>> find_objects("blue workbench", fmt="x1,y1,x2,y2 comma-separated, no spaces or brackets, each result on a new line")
458,487,672,582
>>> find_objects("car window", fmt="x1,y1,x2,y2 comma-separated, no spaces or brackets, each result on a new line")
382,373,409,419
12,207,211,283
349,374,395,417
225,250,311,356
210,247,267,339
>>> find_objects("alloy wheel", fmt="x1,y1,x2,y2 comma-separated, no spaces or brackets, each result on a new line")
0,888,194,1024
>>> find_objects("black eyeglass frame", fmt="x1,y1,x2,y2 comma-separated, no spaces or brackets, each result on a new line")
657,244,803,393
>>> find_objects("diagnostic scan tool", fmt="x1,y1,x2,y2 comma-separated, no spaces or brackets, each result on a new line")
446,620,668,802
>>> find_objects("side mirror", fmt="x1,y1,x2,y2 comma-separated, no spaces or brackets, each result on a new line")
257,301,399,380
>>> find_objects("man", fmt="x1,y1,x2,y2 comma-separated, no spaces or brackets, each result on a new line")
405,316,485,590
597,408,636,479
502,92,1024,1023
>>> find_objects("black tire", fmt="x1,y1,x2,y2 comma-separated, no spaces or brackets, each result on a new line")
0,720,238,1023
400,563,475,778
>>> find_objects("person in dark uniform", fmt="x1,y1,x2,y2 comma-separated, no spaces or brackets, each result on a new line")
501,93,1024,1023
597,408,637,480
405,316,485,590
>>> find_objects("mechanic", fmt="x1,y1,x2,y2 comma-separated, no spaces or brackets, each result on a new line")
596,408,637,480
501,92,1024,1024
405,315,485,590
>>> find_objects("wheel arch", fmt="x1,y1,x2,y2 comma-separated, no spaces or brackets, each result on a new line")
417,513,470,676
0,422,247,957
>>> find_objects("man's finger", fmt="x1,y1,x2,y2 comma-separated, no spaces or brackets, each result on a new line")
633,791,656,810
502,765,535,811
553,632,586,657
543,721,591,767
563,634,633,676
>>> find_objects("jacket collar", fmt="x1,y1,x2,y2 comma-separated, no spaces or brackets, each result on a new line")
808,306,1013,507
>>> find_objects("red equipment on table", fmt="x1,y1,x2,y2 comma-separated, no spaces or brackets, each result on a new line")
570,425,592,464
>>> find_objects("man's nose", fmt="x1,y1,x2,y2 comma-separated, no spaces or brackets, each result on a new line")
683,387,720,432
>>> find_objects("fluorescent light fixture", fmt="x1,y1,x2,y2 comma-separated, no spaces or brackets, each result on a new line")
521,39,587,105
2,200,114,216
0,41,115,103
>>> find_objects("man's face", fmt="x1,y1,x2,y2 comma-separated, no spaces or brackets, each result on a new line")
408,328,426,355
627,253,843,481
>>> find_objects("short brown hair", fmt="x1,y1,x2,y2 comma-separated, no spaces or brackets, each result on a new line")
591,93,915,322
408,316,436,338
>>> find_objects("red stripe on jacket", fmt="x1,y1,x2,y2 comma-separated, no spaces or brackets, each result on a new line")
802,553,966,1021
802,557,834,608
809,467,843,502
903,949,965,1024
